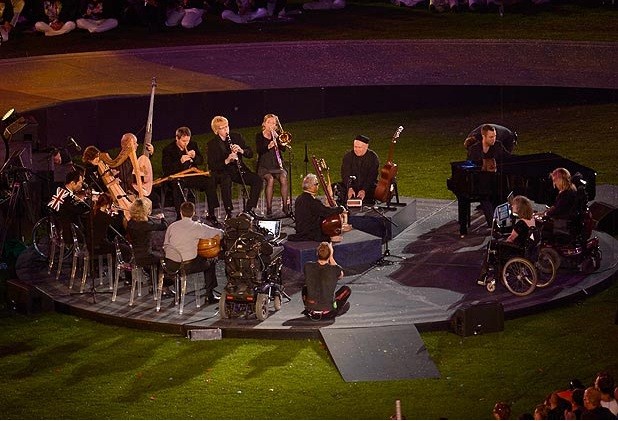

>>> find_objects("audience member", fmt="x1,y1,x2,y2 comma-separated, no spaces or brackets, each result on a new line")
218,0,267,23
545,391,572,419
596,372,618,417
165,0,204,28
303,0,345,10
76,0,119,33
565,388,585,420
581,387,615,419
493,401,512,420
33,0,78,36
534,403,550,420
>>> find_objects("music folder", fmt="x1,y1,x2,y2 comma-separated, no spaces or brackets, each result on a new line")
347,199,363,208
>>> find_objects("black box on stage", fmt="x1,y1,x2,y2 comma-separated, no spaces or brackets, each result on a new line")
451,302,504,337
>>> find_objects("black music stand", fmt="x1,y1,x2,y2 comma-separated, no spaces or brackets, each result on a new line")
285,146,295,221
368,205,403,266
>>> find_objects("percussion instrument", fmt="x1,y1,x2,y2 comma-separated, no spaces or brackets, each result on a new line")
197,237,221,259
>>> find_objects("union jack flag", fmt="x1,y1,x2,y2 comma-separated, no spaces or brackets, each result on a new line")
48,187,70,212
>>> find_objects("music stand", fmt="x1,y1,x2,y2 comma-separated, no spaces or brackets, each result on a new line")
368,205,403,266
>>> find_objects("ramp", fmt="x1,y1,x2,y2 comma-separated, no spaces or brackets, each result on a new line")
320,325,440,382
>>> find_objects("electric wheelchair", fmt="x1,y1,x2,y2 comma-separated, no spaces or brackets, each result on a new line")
537,175,602,274
480,202,557,296
218,213,288,321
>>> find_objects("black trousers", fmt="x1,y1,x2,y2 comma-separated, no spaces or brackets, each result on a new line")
302,285,351,320
164,256,218,294
209,170,262,213
170,176,218,219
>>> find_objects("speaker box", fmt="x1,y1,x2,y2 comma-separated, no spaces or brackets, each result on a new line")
589,201,618,236
451,302,504,337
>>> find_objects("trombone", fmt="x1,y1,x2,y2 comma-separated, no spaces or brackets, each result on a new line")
275,116,292,148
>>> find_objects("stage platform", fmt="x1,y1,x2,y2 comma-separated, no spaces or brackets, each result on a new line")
9,194,618,339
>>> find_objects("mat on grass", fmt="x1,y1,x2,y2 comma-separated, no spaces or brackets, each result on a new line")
320,324,440,382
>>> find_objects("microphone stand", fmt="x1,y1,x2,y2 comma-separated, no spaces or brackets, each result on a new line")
368,205,403,266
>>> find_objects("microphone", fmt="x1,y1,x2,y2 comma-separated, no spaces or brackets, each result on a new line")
67,136,81,152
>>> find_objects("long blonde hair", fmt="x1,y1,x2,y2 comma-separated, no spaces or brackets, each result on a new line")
129,197,152,221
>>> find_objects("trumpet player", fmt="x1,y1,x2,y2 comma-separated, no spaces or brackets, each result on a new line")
256,114,290,217
207,116,262,220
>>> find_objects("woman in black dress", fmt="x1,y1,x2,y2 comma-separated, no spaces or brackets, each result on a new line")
255,114,289,217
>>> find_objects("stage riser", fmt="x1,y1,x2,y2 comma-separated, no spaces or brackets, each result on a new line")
282,229,382,273
347,199,417,240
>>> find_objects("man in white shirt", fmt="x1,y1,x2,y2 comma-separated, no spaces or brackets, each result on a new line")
164,201,223,303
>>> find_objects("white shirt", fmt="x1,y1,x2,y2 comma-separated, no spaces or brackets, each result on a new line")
164,217,223,262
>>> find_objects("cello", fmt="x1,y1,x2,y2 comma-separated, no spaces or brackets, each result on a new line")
132,77,156,197
374,126,404,203
311,155,343,237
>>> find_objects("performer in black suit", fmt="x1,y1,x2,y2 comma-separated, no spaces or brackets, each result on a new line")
162,126,216,221
206,116,262,219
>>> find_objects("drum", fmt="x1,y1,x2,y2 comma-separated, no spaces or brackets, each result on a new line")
197,237,221,258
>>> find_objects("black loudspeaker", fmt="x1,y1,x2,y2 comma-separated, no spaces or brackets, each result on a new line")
589,201,618,236
451,302,504,337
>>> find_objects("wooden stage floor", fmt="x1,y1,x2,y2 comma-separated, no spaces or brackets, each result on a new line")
11,195,618,339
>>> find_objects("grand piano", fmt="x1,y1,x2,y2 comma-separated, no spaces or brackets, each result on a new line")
447,152,597,235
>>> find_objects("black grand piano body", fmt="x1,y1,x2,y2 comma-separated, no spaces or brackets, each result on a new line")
447,152,596,235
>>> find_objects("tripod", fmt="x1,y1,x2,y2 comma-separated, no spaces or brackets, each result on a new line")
378,178,406,211
369,205,403,266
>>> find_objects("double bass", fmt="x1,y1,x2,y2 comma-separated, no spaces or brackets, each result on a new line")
311,156,343,237
374,126,404,203
132,77,156,197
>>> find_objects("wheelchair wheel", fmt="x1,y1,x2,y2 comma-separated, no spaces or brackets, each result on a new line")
255,293,269,321
540,247,561,271
218,296,230,319
273,294,282,311
486,278,496,293
502,257,537,296
535,249,557,288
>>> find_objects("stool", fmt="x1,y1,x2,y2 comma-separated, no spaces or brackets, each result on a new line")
112,236,158,305
68,223,89,292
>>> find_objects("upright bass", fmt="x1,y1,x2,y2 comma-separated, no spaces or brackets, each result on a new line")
133,77,156,197
374,126,404,203
311,156,343,237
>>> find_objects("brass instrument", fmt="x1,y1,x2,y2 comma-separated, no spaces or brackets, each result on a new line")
275,116,292,148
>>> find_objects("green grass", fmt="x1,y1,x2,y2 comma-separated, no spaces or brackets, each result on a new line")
1,100,617,419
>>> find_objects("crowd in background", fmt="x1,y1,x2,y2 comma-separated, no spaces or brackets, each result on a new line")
492,371,618,420
1,0,613,44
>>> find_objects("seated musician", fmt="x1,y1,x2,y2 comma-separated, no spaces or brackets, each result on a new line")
115,133,160,208
288,173,345,243
255,113,289,217
462,124,511,233
542,167,578,220
163,201,223,304
476,195,536,286
126,198,168,292
337,134,379,206
302,242,351,320
47,169,90,241
464,123,518,154
207,116,263,220
161,126,216,222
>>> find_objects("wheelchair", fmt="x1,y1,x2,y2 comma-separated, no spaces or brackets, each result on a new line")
537,174,602,274
218,214,288,321
480,211,557,296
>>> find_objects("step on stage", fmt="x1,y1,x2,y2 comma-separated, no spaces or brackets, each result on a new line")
8,197,618,381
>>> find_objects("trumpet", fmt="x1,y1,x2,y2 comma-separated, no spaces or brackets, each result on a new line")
275,116,292,148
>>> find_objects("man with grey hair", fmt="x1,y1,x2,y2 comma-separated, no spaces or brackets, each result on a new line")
288,173,344,242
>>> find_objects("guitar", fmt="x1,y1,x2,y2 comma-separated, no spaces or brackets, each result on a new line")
133,77,156,197
311,156,343,237
374,125,403,203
